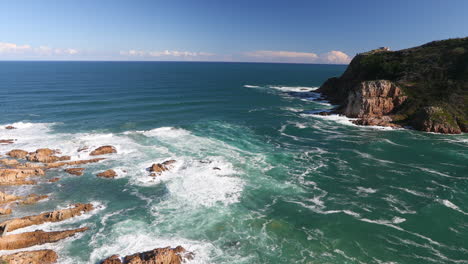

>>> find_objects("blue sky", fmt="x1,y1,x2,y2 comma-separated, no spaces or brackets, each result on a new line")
0,0,467,63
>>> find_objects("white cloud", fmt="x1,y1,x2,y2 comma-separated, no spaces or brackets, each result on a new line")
321,50,351,64
0,42,32,54
0,42,79,57
244,49,352,64
244,50,319,60
120,49,215,58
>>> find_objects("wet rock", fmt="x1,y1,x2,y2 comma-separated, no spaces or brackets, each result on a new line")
45,158,105,169
0,249,58,264
0,203,93,233
7,149,29,159
0,168,45,185
0,191,22,204
0,208,12,215
0,158,20,166
0,227,88,250
90,145,117,156
316,111,331,116
65,168,85,176
213,167,221,170
149,160,176,176
26,149,70,163
101,246,193,264
352,116,401,128
0,139,15,144
77,146,89,152
5,126,16,130
48,177,60,183
97,169,117,179
19,194,48,205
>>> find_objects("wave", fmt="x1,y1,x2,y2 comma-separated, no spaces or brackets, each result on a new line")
243,84,319,93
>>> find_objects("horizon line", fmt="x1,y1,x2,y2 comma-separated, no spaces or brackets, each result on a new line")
0,60,349,65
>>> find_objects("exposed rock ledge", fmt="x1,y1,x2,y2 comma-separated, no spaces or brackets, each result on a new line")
0,249,58,264
0,203,94,234
318,37,468,134
0,227,88,250
101,246,193,264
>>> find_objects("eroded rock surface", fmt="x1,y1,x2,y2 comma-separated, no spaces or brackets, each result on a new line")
149,160,176,176
7,149,29,159
65,168,85,176
97,169,117,178
101,246,193,264
0,227,88,250
0,249,58,264
90,146,117,156
0,203,94,233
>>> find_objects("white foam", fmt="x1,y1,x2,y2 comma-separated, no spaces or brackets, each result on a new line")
243,84,261,88
88,219,216,264
356,186,377,195
306,114,357,126
438,199,468,215
8,201,106,235
268,85,318,92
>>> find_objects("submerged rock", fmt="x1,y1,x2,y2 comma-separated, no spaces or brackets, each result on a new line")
0,249,58,264
0,139,15,144
48,177,60,183
0,227,88,250
45,158,105,168
101,246,193,264
65,168,85,176
97,169,117,178
90,145,117,156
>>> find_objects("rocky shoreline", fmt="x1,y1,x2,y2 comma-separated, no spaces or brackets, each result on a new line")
317,37,468,134
0,126,192,264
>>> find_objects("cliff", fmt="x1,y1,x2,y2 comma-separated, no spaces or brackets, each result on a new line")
318,37,468,134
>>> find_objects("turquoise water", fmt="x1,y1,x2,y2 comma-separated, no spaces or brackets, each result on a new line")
0,62,467,263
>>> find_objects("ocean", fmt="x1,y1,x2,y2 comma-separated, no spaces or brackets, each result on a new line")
0,61,467,263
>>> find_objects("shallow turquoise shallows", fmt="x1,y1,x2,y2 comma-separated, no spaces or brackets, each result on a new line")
0,62,467,264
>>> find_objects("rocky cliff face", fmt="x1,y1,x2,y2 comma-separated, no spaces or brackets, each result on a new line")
318,37,468,134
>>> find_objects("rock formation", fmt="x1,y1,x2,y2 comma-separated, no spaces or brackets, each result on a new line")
0,168,45,185
7,149,29,159
26,148,70,163
318,37,468,134
90,145,117,156
65,168,85,176
149,160,176,176
0,203,93,233
5,126,16,130
0,249,58,264
0,227,88,250
97,169,117,178
101,246,193,264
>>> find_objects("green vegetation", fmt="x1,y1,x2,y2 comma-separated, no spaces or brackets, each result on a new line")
343,37,468,132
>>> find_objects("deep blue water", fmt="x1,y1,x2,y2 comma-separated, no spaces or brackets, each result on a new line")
0,62,467,264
